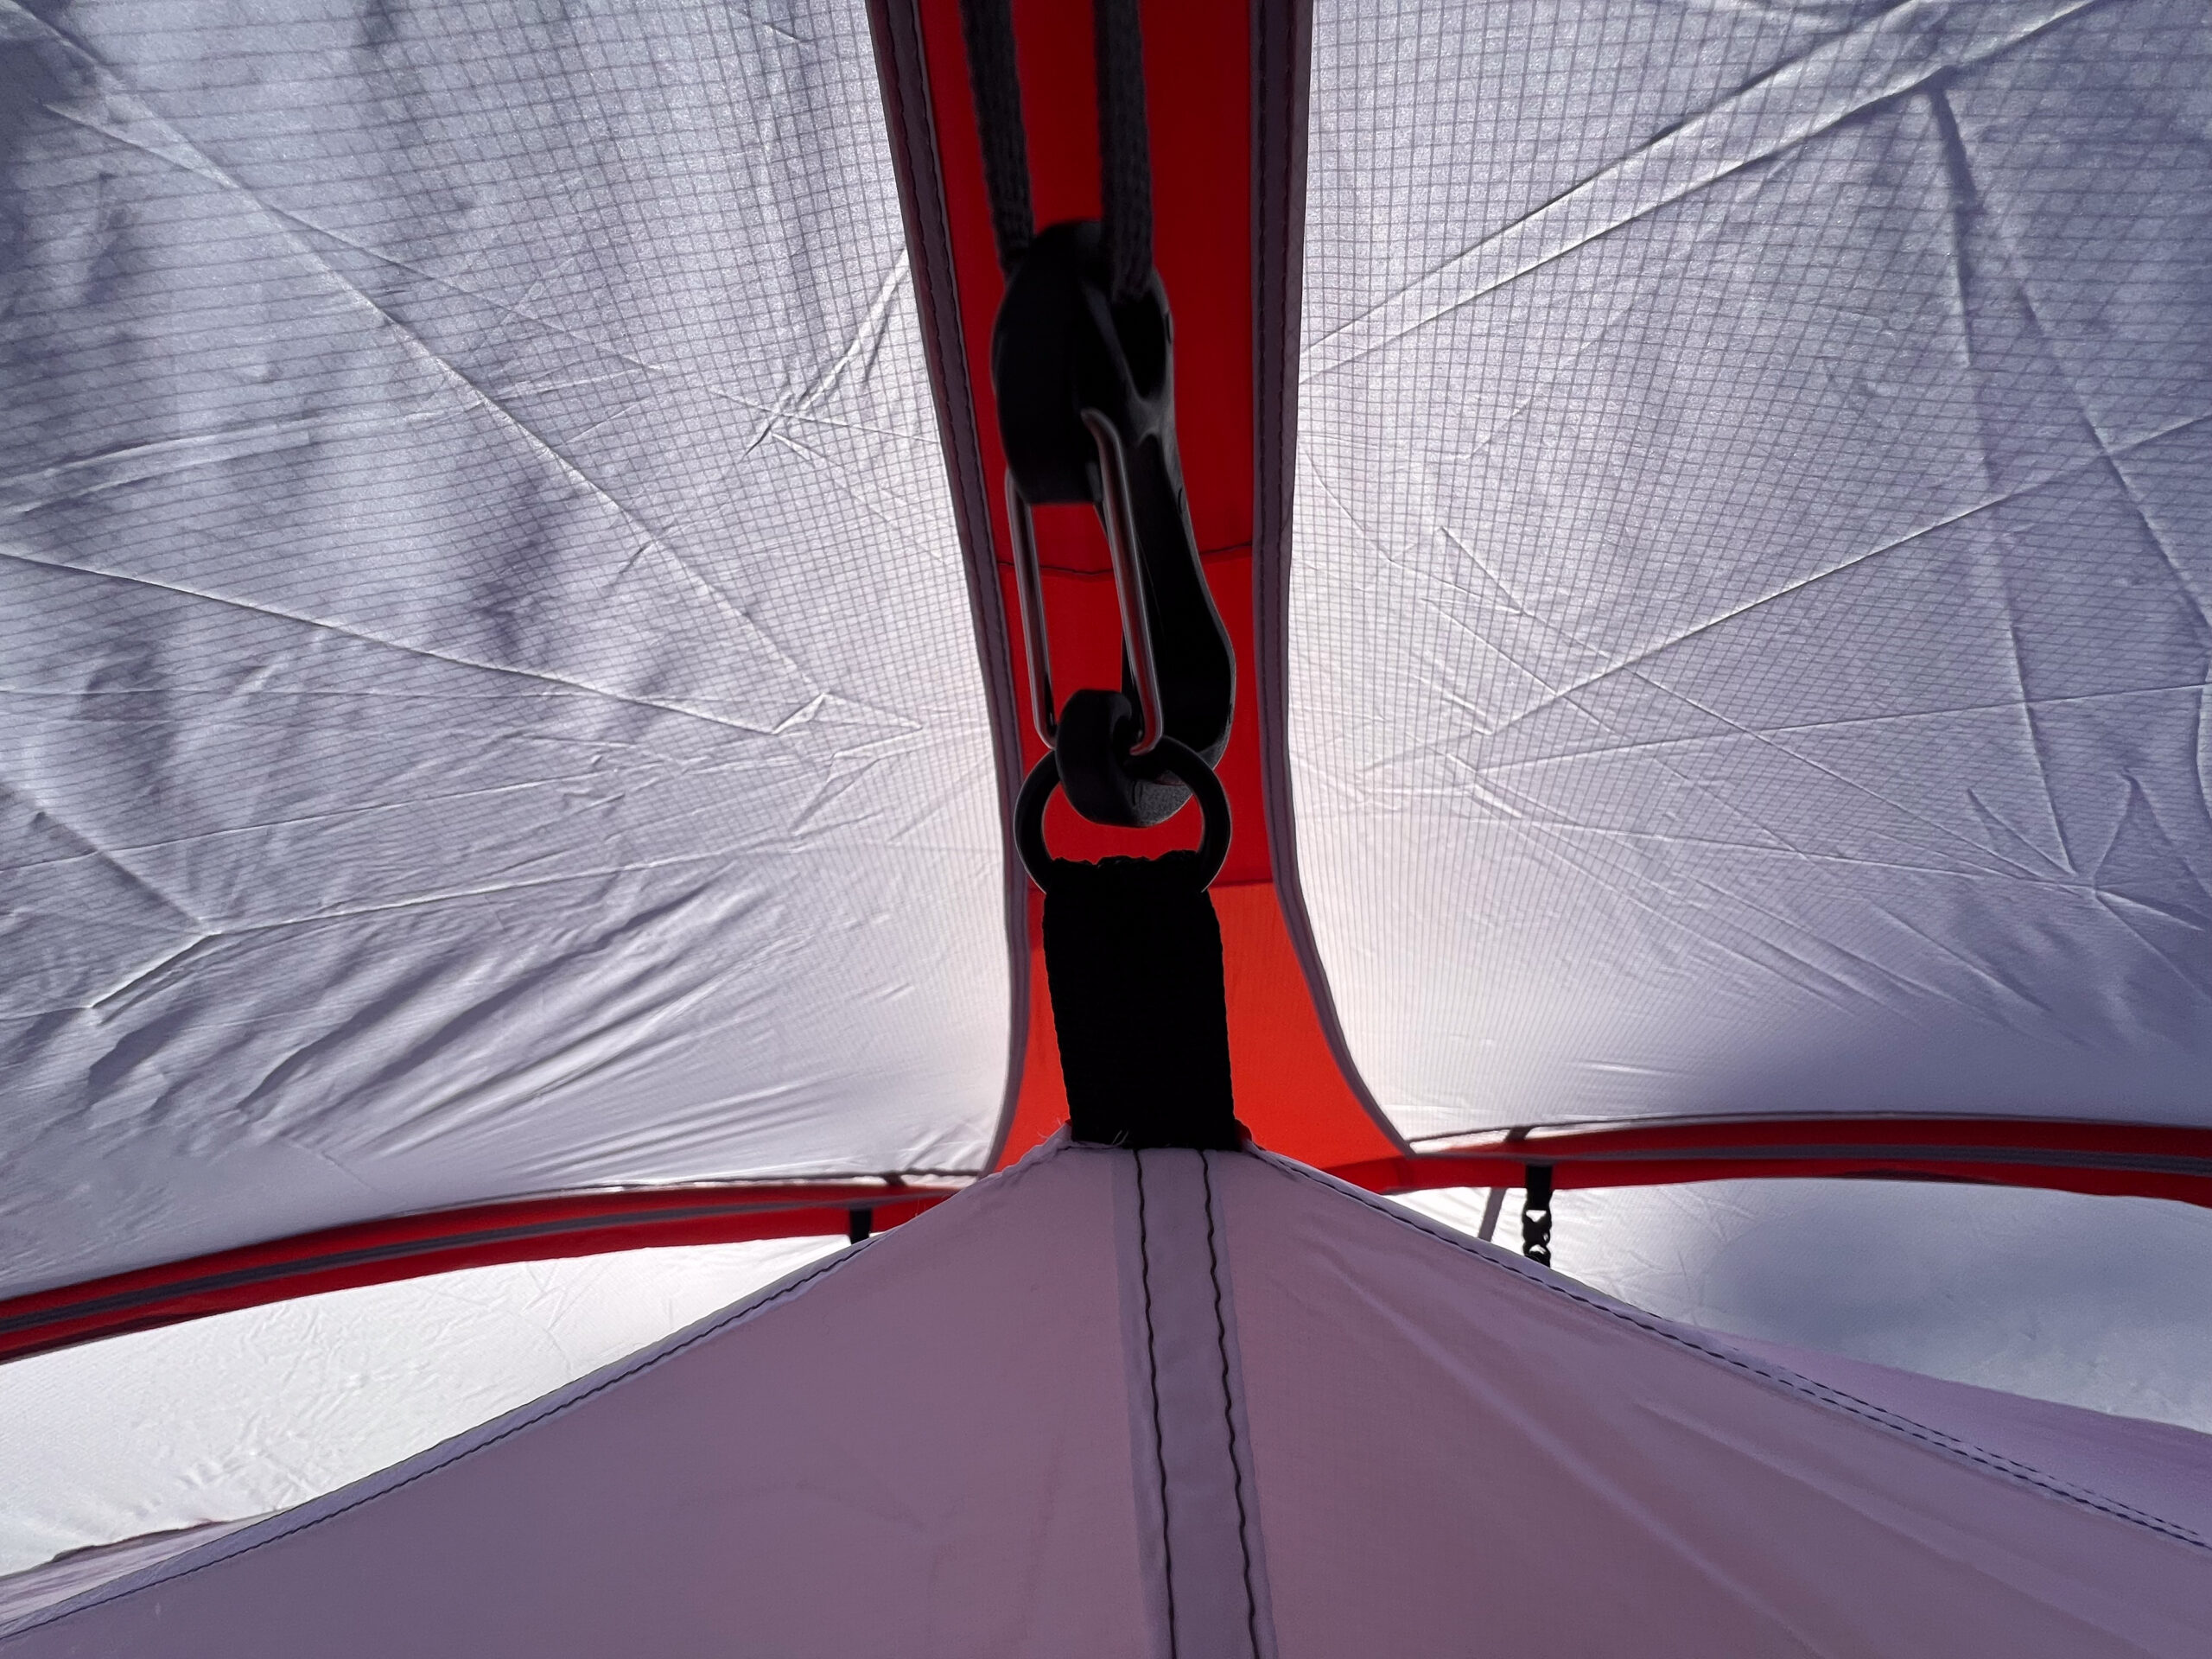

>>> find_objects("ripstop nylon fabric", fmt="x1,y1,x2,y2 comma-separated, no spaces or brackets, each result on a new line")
7,1141,2209,1656
1291,0,2212,1141
0,0,1009,1299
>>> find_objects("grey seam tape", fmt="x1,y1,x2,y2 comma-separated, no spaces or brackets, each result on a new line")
1134,1152,1180,1653
1202,1154,1268,1656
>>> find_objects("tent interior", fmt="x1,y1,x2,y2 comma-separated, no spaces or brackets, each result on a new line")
2,0,2209,1651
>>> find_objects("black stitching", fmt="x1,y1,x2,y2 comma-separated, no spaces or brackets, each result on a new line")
1258,1154,2209,1552
1202,1153,1265,1657
1135,1151,1179,1657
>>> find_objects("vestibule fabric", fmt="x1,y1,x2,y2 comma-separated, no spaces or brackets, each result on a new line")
0,0,1008,1299
0,1236,843,1576
1290,0,2212,1141
1405,1178,2212,1433
6,1141,2207,1656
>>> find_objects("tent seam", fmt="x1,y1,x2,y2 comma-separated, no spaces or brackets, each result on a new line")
1256,1154,2210,1552
1201,1152,1266,1656
1134,1152,1180,1656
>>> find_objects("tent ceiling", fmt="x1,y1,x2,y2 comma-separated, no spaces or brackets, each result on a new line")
1290,0,2212,1141
0,0,2206,1361
0,0,1008,1300
2,0,2209,1616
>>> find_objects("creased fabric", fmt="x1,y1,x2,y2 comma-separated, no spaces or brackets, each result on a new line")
9,1144,2209,1656
0,0,1008,1296
1292,0,2212,1140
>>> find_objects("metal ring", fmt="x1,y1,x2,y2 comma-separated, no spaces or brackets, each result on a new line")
1014,736,1230,894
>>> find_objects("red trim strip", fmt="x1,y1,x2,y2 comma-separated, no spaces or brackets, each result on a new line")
7,1117,2208,1364
0,1185,958,1364
1339,1117,2212,1208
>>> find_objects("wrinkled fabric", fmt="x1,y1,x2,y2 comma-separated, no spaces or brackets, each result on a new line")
1292,0,2212,1140
0,1235,842,1575
1404,1178,2212,1433
8,1144,2209,1656
0,0,1008,1297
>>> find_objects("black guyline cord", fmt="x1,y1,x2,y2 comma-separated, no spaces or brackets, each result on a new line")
958,0,1154,302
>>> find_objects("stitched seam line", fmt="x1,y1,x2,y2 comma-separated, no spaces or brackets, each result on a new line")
1203,1153,1263,1657
1135,1152,1179,1657
1262,1154,2209,1551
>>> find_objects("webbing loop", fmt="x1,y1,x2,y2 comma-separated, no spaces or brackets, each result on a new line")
960,2,1232,834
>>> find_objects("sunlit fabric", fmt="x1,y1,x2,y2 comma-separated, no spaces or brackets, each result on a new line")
0,0,1008,1298
2,0,2208,1643
1291,0,2212,1141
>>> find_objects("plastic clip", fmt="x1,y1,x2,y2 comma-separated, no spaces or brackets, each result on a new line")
994,220,1234,828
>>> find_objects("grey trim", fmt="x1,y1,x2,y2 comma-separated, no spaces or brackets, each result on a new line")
1249,0,1408,1154
866,0,1033,1169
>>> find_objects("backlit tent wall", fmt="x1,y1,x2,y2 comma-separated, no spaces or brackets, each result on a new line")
2,0,2209,1644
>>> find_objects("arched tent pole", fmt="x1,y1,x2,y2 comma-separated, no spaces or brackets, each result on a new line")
5,1116,2209,1365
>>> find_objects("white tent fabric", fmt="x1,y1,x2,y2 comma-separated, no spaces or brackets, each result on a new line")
4,1141,2208,1656
3,0,2209,1643
0,0,1007,1299
0,1234,842,1575
1406,1178,2212,1433
1291,0,2212,1141
12,1174,2207,1585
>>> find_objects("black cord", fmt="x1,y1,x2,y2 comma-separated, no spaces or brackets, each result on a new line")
957,0,1033,274
1522,1162,1554,1266
1091,0,1153,302
958,0,1153,299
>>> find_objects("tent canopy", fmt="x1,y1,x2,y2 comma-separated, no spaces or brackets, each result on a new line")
2,0,2209,1637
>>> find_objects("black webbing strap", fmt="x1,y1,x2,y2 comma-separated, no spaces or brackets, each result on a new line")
1041,854,1243,1150
957,0,1154,299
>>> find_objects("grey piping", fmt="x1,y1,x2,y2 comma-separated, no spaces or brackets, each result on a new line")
866,0,1033,1168
1250,0,1409,1154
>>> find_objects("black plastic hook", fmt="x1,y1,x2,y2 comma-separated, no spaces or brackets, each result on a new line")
994,221,1234,828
